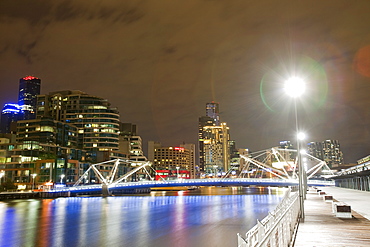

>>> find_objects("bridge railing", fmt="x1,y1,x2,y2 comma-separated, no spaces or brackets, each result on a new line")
47,178,333,193
237,188,300,247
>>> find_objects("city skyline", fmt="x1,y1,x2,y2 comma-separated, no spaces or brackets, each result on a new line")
1,1,369,163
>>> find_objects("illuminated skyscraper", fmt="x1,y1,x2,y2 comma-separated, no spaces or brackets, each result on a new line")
202,123,230,174
18,76,41,120
0,76,41,133
198,102,230,176
206,102,220,125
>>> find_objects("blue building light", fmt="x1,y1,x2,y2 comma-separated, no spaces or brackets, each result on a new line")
2,103,21,114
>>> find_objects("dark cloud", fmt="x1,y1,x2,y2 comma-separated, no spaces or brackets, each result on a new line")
0,0,370,163
0,0,52,24
55,1,82,22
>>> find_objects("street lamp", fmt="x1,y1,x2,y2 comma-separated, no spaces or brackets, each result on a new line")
31,173,37,191
284,76,306,220
213,165,218,178
176,167,180,180
0,170,4,185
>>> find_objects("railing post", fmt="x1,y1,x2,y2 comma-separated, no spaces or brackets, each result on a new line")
237,189,300,247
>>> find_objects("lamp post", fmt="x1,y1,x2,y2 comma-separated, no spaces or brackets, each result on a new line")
176,166,180,180
0,170,4,185
31,173,37,191
284,76,306,220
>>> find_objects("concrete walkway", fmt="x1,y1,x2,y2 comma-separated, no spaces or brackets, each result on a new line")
320,187,370,221
294,187,370,246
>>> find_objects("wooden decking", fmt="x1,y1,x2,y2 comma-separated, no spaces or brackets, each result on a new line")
294,189,370,246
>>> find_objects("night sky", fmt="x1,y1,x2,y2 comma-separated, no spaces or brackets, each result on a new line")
1,1,369,163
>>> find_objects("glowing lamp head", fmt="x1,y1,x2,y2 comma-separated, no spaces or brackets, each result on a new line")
297,132,306,140
284,77,305,98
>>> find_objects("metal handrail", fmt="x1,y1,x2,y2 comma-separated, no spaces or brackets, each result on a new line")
237,188,300,247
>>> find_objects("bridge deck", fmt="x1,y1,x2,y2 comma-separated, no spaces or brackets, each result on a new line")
294,188,370,246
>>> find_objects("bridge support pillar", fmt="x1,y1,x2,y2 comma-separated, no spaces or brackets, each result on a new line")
102,184,111,197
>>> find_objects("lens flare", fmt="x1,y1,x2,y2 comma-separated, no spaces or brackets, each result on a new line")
354,45,370,78
260,55,328,113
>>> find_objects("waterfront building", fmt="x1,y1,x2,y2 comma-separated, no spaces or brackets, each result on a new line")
36,90,120,162
148,143,193,180
180,143,196,178
238,148,249,173
0,118,88,186
0,138,86,186
147,140,161,162
119,123,146,158
229,140,240,172
16,118,78,148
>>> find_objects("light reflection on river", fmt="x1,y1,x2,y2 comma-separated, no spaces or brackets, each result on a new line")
0,187,286,247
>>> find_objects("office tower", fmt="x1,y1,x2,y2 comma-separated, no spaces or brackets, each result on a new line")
199,102,231,176
202,123,230,174
206,102,220,125
36,90,120,161
198,115,216,172
18,76,41,120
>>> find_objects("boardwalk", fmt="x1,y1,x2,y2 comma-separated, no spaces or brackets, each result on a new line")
294,187,370,246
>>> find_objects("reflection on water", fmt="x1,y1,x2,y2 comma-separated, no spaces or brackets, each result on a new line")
0,187,285,247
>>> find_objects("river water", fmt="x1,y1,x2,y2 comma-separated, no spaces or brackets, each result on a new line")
0,187,285,247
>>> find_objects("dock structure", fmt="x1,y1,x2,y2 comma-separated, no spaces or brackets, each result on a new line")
294,187,370,246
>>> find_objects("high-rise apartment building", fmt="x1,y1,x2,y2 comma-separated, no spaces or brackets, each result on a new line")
322,140,343,168
307,140,343,168
16,118,78,149
307,142,323,160
36,90,120,155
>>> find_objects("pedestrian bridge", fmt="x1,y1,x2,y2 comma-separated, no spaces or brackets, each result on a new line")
48,178,334,195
